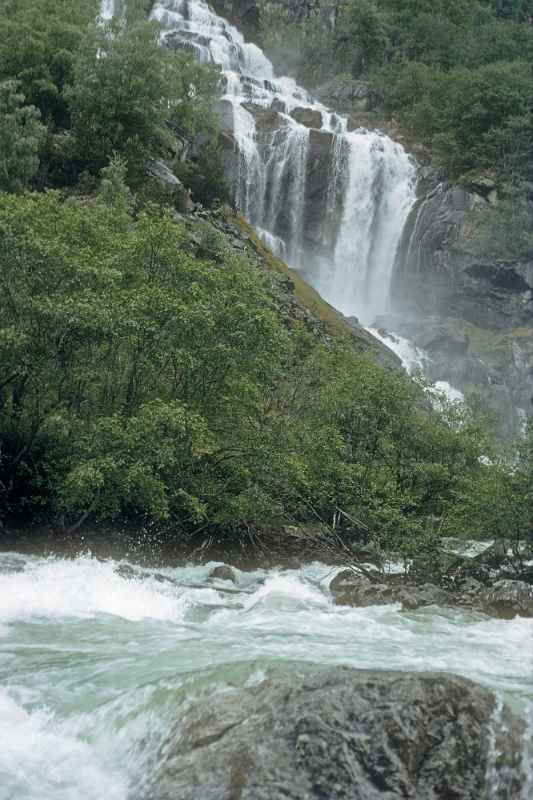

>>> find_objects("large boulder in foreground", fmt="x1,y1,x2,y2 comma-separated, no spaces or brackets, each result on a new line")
151,668,523,799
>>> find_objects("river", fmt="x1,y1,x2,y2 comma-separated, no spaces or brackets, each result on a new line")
0,549,531,798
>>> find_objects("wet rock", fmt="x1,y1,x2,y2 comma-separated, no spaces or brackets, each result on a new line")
208,564,237,583
396,582,450,611
151,667,523,800
315,77,375,113
303,128,338,248
244,105,287,135
456,576,484,597
270,97,286,114
215,97,235,135
330,571,450,611
479,579,533,619
290,106,322,129
329,570,388,606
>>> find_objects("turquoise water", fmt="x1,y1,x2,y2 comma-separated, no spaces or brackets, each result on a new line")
0,552,531,799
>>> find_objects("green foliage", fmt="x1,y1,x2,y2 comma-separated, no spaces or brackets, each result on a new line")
0,0,99,127
470,184,533,259
67,21,197,174
97,153,134,219
173,140,230,207
0,80,45,191
0,2,224,198
0,191,287,527
442,448,532,553
0,188,517,554
381,59,533,177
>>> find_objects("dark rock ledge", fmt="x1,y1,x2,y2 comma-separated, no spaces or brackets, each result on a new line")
329,569,533,619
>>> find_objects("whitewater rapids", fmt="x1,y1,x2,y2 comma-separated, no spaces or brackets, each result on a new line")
0,552,531,799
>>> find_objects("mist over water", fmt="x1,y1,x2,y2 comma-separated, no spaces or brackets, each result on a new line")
0,552,531,799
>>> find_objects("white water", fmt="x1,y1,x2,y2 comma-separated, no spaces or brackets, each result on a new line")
369,326,466,405
0,552,531,798
100,0,116,19
148,0,416,323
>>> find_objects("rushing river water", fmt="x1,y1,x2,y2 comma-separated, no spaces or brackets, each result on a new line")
0,550,532,799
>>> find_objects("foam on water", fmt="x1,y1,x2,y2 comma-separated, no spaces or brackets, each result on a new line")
0,555,186,623
368,327,466,405
0,552,531,798
0,688,127,800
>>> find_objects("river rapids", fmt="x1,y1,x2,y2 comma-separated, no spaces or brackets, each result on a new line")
0,552,531,799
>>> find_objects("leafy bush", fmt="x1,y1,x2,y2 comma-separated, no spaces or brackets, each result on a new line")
0,81,45,191
0,189,521,553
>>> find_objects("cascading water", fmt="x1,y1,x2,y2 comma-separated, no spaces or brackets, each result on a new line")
100,0,116,19
149,0,417,323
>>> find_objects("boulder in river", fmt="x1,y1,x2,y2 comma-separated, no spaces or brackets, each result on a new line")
330,569,449,611
479,579,533,618
150,667,524,800
207,564,237,583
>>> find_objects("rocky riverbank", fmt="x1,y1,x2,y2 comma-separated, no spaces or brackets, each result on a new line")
3,521,532,619
329,569,533,620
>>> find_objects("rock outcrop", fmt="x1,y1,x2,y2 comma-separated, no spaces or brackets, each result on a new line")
330,569,451,611
480,579,533,619
150,667,524,799
329,568,533,619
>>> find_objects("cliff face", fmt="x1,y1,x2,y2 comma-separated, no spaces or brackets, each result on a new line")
205,1,532,433
387,172,533,435
212,0,338,33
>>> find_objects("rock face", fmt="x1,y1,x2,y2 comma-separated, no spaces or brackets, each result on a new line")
329,568,533,619
394,182,533,330
145,159,194,211
212,0,340,35
151,668,523,800
480,579,533,619
390,177,533,434
330,570,450,611
315,76,376,115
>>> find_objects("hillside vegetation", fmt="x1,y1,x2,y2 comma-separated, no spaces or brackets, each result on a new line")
263,0,533,257
0,0,531,557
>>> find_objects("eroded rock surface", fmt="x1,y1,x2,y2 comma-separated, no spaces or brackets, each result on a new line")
480,579,533,619
330,569,450,611
151,668,523,800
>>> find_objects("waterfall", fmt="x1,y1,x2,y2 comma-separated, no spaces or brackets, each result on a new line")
100,0,116,19
150,0,417,324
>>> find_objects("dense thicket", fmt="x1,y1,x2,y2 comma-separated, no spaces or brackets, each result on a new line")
264,0,533,256
0,0,223,198
0,0,531,556
0,186,531,554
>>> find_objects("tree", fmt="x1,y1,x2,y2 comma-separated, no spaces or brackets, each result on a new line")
346,1,390,74
0,0,99,127
0,81,45,192
66,20,220,176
